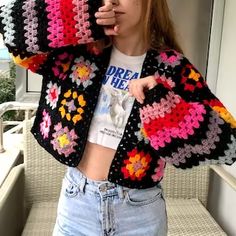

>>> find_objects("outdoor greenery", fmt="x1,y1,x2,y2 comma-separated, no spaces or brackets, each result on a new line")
0,61,16,121
9,60,16,78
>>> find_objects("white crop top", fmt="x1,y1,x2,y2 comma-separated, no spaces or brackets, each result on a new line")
87,46,146,150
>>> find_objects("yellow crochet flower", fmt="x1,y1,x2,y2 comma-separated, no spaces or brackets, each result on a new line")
57,134,70,148
76,65,90,79
70,56,98,89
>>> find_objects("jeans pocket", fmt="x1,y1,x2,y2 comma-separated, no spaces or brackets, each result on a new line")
62,175,80,198
125,185,163,206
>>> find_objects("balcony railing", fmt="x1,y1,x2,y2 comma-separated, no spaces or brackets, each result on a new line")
0,101,38,153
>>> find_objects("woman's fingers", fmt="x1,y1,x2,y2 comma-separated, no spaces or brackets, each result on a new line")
95,10,115,20
95,4,115,26
128,81,145,104
103,26,119,36
95,1,119,35
128,76,157,104
96,17,116,26
136,86,145,104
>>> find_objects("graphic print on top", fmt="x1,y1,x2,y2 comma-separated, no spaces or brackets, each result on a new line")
87,46,147,149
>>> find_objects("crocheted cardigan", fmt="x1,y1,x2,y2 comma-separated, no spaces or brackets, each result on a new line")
1,0,236,189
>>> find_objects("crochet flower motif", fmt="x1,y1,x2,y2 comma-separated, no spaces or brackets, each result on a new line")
59,89,86,124
45,82,61,109
40,109,51,139
86,42,102,55
151,158,166,182
121,148,151,181
134,123,149,144
52,52,73,80
69,56,98,88
14,54,48,73
51,122,78,157
181,64,204,92
156,50,183,68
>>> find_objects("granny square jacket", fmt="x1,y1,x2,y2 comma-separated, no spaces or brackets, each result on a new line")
1,0,236,189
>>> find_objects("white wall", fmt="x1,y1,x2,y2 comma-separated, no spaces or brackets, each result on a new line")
207,0,236,235
215,0,236,176
168,0,212,77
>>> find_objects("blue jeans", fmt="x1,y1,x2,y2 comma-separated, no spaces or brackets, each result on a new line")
52,167,168,236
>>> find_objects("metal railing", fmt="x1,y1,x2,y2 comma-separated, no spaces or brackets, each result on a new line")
0,102,38,153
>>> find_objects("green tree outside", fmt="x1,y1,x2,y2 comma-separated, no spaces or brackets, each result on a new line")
0,61,16,121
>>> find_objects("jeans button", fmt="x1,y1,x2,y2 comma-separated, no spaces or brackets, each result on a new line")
99,185,107,192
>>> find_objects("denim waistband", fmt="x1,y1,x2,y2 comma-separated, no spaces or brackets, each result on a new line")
65,167,131,199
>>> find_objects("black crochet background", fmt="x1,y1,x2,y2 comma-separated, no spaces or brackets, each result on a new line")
30,45,112,167
87,0,106,41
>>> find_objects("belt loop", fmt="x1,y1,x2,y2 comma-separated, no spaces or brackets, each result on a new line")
79,176,87,194
117,185,126,199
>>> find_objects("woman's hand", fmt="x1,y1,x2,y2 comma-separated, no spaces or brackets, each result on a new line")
95,0,119,36
128,76,157,104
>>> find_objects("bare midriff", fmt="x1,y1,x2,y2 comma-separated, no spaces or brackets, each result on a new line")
76,141,116,181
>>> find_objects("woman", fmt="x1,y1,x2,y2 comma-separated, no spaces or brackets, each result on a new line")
0,0,236,235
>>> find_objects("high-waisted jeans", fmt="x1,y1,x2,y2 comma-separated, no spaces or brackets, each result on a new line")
52,167,168,236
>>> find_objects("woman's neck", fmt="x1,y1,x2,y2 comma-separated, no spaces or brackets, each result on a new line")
112,34,147,56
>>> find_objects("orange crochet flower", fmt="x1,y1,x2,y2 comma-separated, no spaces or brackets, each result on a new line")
181,64,204,92
121,148,151,181
212,106,236,128
59,89,86,124
188,68,201,82
12,53,48,72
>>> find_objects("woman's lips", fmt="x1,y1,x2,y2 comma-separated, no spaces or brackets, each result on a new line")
114,11,125,15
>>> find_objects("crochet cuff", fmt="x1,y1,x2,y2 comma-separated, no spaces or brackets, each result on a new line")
140,49,236,169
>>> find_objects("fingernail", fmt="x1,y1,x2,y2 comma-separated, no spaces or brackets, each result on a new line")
115,25,119,31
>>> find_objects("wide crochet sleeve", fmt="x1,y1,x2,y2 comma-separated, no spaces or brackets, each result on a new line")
140,49,236,169
0,0,105,74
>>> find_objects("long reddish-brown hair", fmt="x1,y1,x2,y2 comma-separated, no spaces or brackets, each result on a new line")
141,0,183,53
